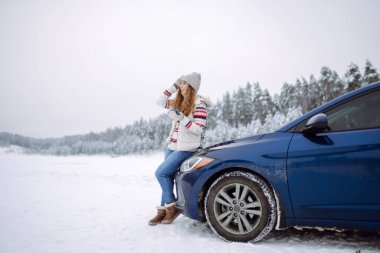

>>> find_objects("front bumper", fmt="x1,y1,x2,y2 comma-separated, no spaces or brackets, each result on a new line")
175,169,204,220
175,158,222,221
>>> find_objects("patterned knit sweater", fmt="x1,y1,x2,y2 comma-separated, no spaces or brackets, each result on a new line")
157,84,211,151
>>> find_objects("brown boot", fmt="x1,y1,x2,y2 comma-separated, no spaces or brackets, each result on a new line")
161,202,181,224
148,207,166,226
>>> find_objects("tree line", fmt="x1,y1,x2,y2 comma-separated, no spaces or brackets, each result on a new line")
0,60,379,155
207,60,379,129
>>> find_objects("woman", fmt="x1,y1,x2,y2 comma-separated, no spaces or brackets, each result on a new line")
149,72,211,225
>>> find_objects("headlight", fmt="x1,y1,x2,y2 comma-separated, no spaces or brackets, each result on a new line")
180,156,214,173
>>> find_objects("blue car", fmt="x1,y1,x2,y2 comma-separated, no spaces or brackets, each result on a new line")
175,81,380,242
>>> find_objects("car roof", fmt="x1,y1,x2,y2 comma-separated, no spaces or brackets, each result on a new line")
276,81,380,132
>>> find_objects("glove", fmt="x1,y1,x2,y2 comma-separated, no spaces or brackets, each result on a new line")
165,76,182,95
173,76,183,89
168,109,184,121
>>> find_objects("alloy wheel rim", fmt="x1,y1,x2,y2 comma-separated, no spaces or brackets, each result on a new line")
213,182,262,235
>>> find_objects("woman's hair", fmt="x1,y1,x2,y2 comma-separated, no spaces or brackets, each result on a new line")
172,85,197,116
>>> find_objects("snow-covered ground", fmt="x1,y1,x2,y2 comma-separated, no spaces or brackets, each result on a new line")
0,147,379,253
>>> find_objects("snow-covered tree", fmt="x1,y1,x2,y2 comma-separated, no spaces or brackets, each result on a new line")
306,74,323,111
277,82,297,114
261,88,276,119
362,60,380,86
319,66,344,103
221,92,234,126
234,83,254,126
207,99,221,129
251,82,267,124
344,62,362,92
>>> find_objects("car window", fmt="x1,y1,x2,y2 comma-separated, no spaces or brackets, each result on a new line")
293,88,380,133
325,89,380,131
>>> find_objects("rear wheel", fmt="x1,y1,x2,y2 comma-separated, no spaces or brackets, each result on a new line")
204,171,276,242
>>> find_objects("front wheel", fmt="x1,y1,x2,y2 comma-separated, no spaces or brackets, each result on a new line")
204,171,277,242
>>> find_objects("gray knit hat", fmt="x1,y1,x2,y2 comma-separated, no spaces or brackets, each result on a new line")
182,72,201,92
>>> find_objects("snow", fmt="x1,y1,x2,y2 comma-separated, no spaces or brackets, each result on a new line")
0,148,379,253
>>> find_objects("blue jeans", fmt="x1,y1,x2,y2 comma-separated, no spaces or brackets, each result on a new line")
155,148,195,206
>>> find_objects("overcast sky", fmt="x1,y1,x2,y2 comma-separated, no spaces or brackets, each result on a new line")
1,0,379,138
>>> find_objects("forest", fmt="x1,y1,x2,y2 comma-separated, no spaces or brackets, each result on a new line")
0,60,379,155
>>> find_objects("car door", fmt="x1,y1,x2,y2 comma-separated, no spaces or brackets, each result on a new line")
287,88,380,221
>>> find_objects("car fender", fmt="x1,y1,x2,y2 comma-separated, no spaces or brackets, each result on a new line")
193,156,293,226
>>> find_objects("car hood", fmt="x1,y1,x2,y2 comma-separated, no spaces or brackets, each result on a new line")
196,133,266,156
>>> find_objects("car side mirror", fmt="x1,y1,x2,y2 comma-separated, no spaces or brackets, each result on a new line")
302,113,328,134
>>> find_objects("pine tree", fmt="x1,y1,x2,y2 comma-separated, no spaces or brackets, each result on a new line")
238,83,254,126
231,90,240,127
252,83,267,124
362,60,380,86
208,99,222,129
294,78,304,109
307,74,323,110
344,62,362,92
319,66,344,103
221,92,234,126
233,87,246,126
277,82,297,114
300,77,310,113
261,89,276,119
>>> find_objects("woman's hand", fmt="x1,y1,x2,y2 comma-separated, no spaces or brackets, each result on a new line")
168,109,184,121
157,75,183,109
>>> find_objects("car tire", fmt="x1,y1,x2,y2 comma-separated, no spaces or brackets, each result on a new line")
204,171,277,242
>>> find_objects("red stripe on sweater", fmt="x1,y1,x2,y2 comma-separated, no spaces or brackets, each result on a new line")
186,120,192,128
164,90,171,97
194,115,207,119
195,123,206,128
